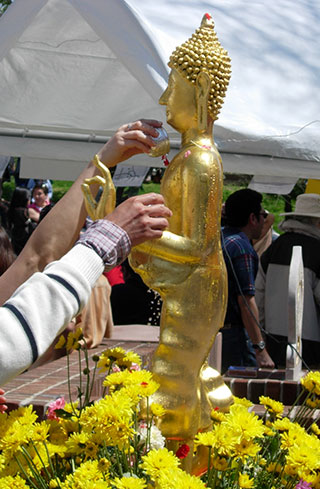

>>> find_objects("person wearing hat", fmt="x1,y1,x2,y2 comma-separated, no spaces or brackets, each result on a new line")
255,193,320,368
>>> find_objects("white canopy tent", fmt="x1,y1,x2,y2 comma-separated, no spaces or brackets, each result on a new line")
0,0,319,181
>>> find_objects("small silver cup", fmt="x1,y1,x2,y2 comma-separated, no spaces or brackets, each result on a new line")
148,127,170,157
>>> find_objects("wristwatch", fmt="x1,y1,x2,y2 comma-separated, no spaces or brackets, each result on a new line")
252,340,266,351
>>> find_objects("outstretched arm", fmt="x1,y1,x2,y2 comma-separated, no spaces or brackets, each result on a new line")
0,194,171,386
0,119,162,305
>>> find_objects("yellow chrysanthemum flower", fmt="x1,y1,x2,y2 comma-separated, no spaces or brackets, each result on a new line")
8,405,38,425
62,459,103,487
97,457,111,473
66,330,81,351
301,371,320,395
194,431,215,448
212,456,228,471
113,476,147,489
263,425,274,436
233,438,261,460
80,392,135,448
150,403,166,417
259,396,284,417
156,467,206,489
306,398,320,409
30,421,50,442
117,351,142,368
286,441,320,476
0,424,30,455
311,423,320,436
65,431,90,455
104,370,159,398
238,473,254,488
141,448,180,479
280,423,306,450
49,480,61,489
106,346,127,359
233,396,253,409
224,404,265,441
211,423,237,457
210,409,225,423
0,474,29,489
272,417,293,432
54,334,66,349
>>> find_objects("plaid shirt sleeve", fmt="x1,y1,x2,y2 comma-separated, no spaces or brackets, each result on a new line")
232,252,256,295
76,220,131,271
223,233,257,296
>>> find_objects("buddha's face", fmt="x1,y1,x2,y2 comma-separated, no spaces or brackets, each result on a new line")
159,69,196,132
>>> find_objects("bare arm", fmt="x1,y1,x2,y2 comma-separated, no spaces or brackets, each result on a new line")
28,207,40,223
0,119,162,305
238,294,275,368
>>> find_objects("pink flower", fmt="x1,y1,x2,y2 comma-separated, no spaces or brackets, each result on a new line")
295,480,312,489
47,396,66,420
184,150,191,158
112,364,121,373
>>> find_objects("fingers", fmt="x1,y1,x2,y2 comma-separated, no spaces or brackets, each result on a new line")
122,120,163,152
131,192,165,206
145,204,172,219
123,119,162,138
0,389,7,412
97,119,164,166
107,192,171,247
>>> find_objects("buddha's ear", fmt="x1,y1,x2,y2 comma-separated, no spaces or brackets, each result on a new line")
196,72,210,132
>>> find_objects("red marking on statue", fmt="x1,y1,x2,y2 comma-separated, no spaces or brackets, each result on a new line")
176,444,190,459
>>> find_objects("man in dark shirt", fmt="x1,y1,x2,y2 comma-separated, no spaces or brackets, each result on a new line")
221,189,274,373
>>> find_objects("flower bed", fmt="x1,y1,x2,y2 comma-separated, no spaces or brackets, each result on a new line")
1,329,320,488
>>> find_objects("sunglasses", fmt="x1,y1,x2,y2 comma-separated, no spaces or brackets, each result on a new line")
260,211,268,219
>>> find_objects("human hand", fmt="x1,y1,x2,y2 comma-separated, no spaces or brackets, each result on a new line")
106,193,172,246
97,119,163,167
0,388,7,413
255,348,275,369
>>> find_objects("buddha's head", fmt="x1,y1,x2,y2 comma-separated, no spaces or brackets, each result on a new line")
160,13,231,130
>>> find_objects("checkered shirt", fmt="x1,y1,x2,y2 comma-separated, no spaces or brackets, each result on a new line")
77,220,131,270
222,226,259,325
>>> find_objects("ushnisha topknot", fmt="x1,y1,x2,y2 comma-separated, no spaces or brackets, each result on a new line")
168,12,231,121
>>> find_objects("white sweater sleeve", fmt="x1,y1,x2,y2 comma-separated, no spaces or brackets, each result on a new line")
0,245,104,386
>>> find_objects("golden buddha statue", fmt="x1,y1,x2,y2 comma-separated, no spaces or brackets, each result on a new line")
130,12,233,461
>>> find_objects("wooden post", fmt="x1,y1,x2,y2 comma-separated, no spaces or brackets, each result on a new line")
286,246,304,380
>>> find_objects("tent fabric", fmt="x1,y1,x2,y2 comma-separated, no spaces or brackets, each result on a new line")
0,0,319,180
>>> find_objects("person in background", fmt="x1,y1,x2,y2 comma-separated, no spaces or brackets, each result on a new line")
27,178,53,201
221,188,275,373
8,187,37,254
0,226,15,276
28,184,49,222
252,211,278,257
256,193,320,368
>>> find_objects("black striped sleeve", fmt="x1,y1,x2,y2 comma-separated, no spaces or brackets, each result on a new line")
2,303,38,363
46,273,81,310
